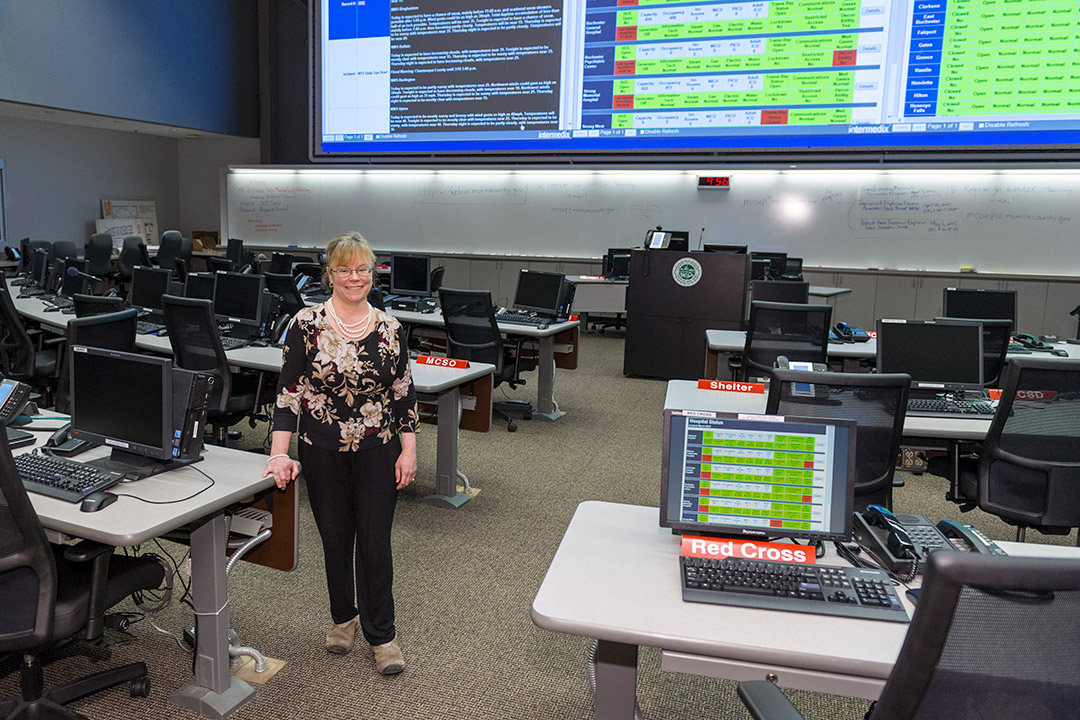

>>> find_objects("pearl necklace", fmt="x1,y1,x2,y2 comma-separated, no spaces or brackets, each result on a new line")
326,298,372,340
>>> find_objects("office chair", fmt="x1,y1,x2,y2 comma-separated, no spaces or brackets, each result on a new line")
27,240,55,269
84,234,114,280
767,370,911,512
429,265,445,295
0,428,165,720
54,308,138,414
161,295,261,446
72,293,126,318
732,301,833,381
934,317,1012,388
105,236,150,294
156,231,184,274
439,288,536,432
292,262,323,284
261,272,305,320
750,280,809,305
927,357,1080,544
225,238,245,266
0,283,61,405
737,551,1080,720
51,241,78,262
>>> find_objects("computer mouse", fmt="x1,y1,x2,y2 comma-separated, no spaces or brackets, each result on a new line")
537,322,550,330
154,329,169,337
1052,349,1069,357
43,306,60,312
80,491,118,513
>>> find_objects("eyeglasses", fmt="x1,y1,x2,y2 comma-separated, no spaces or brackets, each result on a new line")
331,266,373,278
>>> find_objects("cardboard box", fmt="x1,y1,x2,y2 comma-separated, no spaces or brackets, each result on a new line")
191,231,219,253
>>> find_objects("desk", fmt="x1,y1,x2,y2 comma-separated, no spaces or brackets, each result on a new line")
26,442,275,719
390,307,579,421
532,501,1080,720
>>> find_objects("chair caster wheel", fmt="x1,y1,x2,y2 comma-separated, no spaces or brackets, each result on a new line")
130,675,151,698
523,411,532,421
507,422,517,432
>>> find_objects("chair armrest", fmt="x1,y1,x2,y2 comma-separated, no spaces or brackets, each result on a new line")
63,539,113,563
737,681,805,720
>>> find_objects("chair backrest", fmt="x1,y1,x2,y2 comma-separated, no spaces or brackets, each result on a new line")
226,238,244,265
0,283,38,380
0,428,57,650
741,301,833,380
72,293,126,318
179,236,193,264
438,288,507,378
870,551,1080,720
750,280,809,304
767,369,910,511
51,240,78,261
976,357,1080,533
430,265,446,294
263,271,305,319
935,317,1012,388
114,236,146,279
207,256,234,273
27,240,54,268
161,294,231,413
85,233,114,276
157,230,183,271
56,308,138,413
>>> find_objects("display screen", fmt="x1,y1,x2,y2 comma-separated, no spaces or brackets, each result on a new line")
390,254,432,297
314,0,1080,161
942,287,1018,327
513,269,565,315
214,272,265,326
659,410,855,542
876,318,984,390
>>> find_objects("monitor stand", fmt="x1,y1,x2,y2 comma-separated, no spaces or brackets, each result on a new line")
85,447,204,482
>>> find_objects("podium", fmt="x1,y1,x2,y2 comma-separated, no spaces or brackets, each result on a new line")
623,249,749,379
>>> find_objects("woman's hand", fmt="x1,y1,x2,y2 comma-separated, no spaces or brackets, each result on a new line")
263,455,301,490
395,433,418,489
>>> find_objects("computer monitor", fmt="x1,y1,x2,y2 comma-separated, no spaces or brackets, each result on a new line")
666,230,690,252
703,244,748,254
185,272,217,301
268,252,293,275
750,258,771,281
781,257,804,280
70,345,211,479
226,238,245,265
876,319,985,393
942,287,1018,328
59,259,88,298
750,251,787,280
30,249,49,287
750,280,810,304
603,248,632,279
129,266,172,314
389,254,432,297
513,269,566,317
213,272,265,328
659,409,856,543
263,271,306,318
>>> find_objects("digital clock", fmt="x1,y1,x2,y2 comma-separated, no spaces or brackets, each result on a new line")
697,175,731,190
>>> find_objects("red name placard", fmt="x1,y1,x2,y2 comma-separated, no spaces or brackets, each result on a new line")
416,355,470,369
697,379,766,393
681,535,816,565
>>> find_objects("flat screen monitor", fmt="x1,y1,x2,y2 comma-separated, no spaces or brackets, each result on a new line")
782,258,804,280
667,231,690,252
185,273,217,301
30,249,49,287
942,287,1018,328
60,259,88,298
269,252,294,275
750,258,771,281
213,272,265,327
389,254,431,297
751,252,787,280
876,319,984,393
513,269,565,317
703,244,748,254
129,266,172,313
603,248,632,279
70,345,208,479
660,409,856,543
226,238,245,265
751,280,809,305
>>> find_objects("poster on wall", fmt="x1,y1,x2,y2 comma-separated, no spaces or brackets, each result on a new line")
102,199,157,245
95,217,146,249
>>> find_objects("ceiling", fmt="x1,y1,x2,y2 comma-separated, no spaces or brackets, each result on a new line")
0,100,237,140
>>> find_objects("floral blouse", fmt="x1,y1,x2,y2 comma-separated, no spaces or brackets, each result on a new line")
273,304,419,452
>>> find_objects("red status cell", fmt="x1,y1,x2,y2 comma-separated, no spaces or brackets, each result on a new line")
803,461,814,468
802,494,812,503
699,488,710,495
833,49,857,66
770,519,783,527
618,0,639,5
616,25,638,41
613,95,635,109
760,109,789,125
699,504,709,512
614,60,636,75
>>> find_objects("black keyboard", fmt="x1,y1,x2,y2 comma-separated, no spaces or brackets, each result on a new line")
45,296,74,309
495,312,550,326
18,286,48,298
15,453,124,503
136,320,167,335
906,398,996,417
220,336,249,350
680,557,909,623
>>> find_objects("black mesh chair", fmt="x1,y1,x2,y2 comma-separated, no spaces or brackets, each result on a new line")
72,293,126,318
161,295,261,445
106,236,150,294
0,283,61,404
55,309,138,414
767,369,910,512
737,551,1080,720
156,231,184,274
750,280,809,304
0,428,165,719
439,288,536,432
51,241,78,261
430,265,445,295
928,357,1080,543
733,301,833,381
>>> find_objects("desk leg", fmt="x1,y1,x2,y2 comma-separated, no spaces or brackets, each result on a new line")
423,386,471,508
593,640,638,720
171,513,255,719
534,336,562,421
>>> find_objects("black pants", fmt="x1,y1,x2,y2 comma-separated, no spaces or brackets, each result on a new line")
299,436,400,645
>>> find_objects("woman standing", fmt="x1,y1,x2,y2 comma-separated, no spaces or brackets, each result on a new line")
264,231,418,675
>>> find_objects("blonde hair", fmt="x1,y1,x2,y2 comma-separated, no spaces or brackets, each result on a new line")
323,231,376,289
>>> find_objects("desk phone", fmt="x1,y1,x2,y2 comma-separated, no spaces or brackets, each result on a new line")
853,506,1005,576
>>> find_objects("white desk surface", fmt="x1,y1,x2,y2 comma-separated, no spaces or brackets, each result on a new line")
391,307,579,337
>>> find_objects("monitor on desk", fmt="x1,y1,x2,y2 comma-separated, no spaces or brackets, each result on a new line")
660,410,856,543
666,231,690,252
390,254,432,297
603,248,632,279
750,252,787,280
942,287,1018,328
129,266,172,314
213,272,265,329
185,272,216,301
513,269,566,318
70,345,212,480
30,249,49,287
876,319,984,393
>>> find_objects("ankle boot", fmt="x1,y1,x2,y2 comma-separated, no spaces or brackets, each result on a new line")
373,638,405,675
326,617,358,654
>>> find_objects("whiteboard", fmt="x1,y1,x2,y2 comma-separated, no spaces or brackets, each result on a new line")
224,167,1080,274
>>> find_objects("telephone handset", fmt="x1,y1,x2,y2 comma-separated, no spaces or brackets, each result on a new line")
0,379,31,426
936,519,1007,555
1014,333,1050,350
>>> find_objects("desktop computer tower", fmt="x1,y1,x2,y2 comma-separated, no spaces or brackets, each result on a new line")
171,370,214,461
558,278,576,320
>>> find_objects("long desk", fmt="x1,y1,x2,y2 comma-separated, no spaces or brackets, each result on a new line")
23,440,275,719
532,500,1080,720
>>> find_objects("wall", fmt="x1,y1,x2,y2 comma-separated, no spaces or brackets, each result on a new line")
177,136,261,237
0,2,259,137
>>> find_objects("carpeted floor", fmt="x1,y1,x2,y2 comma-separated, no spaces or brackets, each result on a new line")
2,330,1074,719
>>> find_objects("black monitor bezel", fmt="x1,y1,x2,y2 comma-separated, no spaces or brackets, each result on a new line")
512,269,565,316
604,248,633,278
185,272,217,301
129,265,173,313
703,244,749,254
389,253,432,298
875,318,985,392
30,249,49,287
659,409,856,543
942,287,1018,328
213,272,266,327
